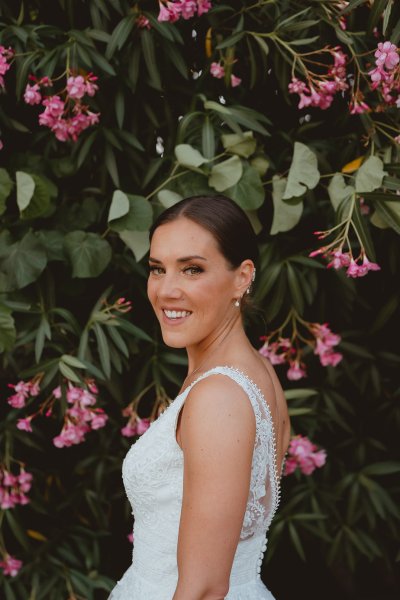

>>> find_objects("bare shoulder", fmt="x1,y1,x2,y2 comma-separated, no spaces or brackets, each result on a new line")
179,374,256,453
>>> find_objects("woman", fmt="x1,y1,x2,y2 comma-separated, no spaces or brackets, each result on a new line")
109,195,290,600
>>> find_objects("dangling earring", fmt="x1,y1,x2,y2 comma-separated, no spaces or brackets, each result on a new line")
234,298,240,307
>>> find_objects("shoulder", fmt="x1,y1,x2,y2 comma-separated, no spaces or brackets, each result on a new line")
180,373,256,453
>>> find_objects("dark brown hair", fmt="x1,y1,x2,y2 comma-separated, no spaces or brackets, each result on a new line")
149,195,259,270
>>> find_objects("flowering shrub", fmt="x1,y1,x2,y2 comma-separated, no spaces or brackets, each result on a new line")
0,0,399,597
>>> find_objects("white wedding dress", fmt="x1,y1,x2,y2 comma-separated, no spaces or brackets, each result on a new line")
109,366,283,599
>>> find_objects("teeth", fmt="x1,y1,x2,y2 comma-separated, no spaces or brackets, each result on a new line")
164,310,191,319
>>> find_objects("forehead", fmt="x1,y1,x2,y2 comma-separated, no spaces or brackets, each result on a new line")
150,217,221,259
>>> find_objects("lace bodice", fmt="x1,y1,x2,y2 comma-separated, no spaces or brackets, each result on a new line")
109,366,283,600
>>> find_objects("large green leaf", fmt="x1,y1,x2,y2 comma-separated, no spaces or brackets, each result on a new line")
271,175,303,234
0,304,16,352
107,190,130,223
119,230,150,262
175,144,207,169
64,231,112,278
0,231,47,291
158,189,183,208
328,173,354,220
283,142,320,199
16,171,35,213
209,156,243,192
355,156,387,193
109,194,153,232
0,168,14,215
16,172,53,220
221,131,257,158
224,164,264,210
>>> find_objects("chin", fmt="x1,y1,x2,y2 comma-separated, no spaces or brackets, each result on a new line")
160,331,189,349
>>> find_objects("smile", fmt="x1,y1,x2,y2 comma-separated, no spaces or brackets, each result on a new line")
162,309,192,320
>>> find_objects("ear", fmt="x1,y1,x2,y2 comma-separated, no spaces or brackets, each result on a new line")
234,260,255,296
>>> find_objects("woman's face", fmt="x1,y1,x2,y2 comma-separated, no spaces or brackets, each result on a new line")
147,217,250,349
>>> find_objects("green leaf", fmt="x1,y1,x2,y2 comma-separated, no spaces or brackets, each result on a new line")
252,34,270,59
352,200,376,260
119,230,150,262
328,174,354,219
355,156,387,193
141,29,162,90
16,171,35,213
251,156,270,177
0,304,16,352
284,388,317,400
224,164,264,210
373,199,400,235
202,116,215,160
106,15,135,58
215,30,244,49
59,361,81,383
286,263,304,312
0,168,14,215
61,355,87,369
271,175,303,234
209,156,243,192
64,231,112,278
283,142,320,199
108,190,130,223
109,194,153,232
93,322,111,378
0,231,47,291
221,131,257,158
363,462,400,476
175,144,207,168
158,189,183,208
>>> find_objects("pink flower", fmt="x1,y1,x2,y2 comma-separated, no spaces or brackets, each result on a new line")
350,98,370,114
287,361,307,381
210,62,225,79
158,1,171,21
67,75,86,99
136,15,151,29
121,423,138,437
231,74,242,87
90,409,108,430
127,532,134,543
180,0,197,19
16,417,33,432
284,435,327,476
7,393,27,409
196,0,212,16
0,554,22,577
375,41,399,71
136,418,151,435
24,83,41,105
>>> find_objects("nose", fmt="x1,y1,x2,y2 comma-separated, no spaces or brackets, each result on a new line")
157,272,183,300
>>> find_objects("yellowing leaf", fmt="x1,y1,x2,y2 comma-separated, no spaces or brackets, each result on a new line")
205,27,212,58
27,529,48,541
341,156,364,174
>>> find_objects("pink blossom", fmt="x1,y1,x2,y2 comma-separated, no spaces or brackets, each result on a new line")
90,409,108,429
210,62,225,79
0,45,13,88
121,423,138,437
0,466,33,509
136,418,151,435
24,83,42,105
16,417,33,432
231,74,242,87
158,1,172,21
66,75,87,99
180,0,197,19
288,77,307,94
350,98,370,114
326,250,351,270
196,0,212,15
136,15,151,29
284,434,327,476
7,392,27,409
287,361,307,381
375,41,399,71
346,255,381,278
0,555,22,577
127,532,134,543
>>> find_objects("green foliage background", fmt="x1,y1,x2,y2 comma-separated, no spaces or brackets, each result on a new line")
1,1,400,598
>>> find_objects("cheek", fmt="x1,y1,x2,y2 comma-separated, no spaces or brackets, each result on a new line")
147,279,157,308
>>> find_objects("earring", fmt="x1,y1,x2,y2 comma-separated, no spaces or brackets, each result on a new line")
234,298,240,307
246,268,256,294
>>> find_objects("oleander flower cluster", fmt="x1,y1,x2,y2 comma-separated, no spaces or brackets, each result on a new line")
0,44,13,89
369,41,400,109
23,72,100,142
288,46,348,110
310,225,381,278
0,465,33,509
259,319,342,380
0,554,22,577
284,435,327,476
158,0,211,23
210,62,242,87
121,409,151,438
6,376,108,447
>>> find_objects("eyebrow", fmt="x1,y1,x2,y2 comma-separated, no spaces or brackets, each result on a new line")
148,255,207,263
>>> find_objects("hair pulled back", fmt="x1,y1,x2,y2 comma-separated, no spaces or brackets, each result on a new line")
149,195,259,270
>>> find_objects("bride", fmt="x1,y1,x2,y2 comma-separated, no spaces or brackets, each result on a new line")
109,195,290,600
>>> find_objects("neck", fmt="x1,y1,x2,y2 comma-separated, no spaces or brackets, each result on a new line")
185,313,245,378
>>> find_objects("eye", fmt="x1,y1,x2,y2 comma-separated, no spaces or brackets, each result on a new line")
149,265,164,276
183,265,203,275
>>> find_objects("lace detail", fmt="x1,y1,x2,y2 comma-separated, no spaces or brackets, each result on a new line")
109,365,283,599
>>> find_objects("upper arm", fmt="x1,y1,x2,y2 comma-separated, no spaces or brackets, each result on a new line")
174,376,256,599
